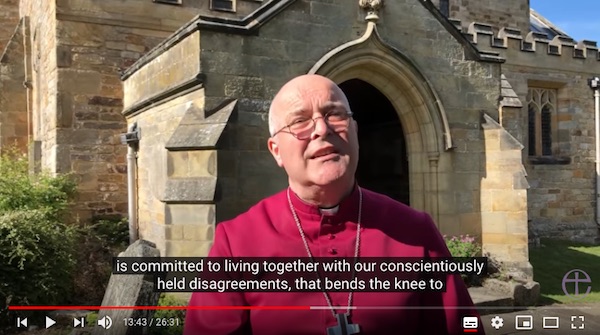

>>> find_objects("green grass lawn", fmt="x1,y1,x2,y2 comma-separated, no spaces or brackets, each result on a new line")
529,238,600,304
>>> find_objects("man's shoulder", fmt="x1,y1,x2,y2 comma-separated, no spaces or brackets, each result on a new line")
361,187,428,221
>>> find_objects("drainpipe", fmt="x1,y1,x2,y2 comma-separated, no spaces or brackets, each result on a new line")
120,122,141,243
588,77,600,227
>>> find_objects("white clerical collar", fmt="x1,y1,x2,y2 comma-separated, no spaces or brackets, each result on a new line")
319,205,339,215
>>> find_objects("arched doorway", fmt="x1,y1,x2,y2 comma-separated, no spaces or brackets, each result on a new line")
339,79,409,205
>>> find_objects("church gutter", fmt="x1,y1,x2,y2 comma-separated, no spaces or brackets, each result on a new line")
588,77,600,227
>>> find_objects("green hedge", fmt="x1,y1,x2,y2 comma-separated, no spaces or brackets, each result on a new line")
0,150,77,328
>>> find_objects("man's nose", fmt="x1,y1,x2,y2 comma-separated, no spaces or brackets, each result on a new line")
310,117,331,140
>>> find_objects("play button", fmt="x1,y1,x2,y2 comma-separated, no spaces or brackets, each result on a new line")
45,316,56,329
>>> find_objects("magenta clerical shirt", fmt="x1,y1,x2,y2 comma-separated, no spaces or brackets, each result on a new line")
184,186,485,335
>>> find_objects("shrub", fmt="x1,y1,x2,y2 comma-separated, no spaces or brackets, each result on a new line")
0,149,77,329
71,218,129,305
0,149,76,220
87,218,130,250
444,234,481,258
444,234,483,287
0,210,77,327
148,294,188,335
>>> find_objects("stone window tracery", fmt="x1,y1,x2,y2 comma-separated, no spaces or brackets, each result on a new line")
527,88,556,156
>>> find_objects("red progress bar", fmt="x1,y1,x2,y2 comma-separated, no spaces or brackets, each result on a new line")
9,305,310,311
463,330,478,333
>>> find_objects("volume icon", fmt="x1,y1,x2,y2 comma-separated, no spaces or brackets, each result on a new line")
97,315,113,329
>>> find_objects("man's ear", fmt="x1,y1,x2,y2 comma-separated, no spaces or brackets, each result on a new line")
267,137,284,167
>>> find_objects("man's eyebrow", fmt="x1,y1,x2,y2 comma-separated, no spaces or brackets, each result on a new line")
284,109,308,121
320,101,347,112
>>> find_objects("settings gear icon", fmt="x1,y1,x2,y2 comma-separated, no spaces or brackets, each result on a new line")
491,316,504,330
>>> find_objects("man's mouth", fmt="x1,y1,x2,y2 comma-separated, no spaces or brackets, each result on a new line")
311,147,339,159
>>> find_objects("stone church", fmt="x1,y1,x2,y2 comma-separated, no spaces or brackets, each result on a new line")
1,0,599,280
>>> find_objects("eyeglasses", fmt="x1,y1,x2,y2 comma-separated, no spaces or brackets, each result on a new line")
272,111,353,140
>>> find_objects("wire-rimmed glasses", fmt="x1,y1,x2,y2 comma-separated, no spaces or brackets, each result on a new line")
272,111,353,140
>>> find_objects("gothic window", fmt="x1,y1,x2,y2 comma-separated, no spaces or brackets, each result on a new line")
211,0,235,12
527,88,556,156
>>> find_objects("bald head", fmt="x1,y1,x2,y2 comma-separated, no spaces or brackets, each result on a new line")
268,75,350,136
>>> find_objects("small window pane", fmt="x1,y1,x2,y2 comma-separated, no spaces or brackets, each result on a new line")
154,0,182,4
440,0,449,17
541,106,552,156
528,105,537,156
212,0,234,11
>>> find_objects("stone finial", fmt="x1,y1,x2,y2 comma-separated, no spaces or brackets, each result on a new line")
359,0,383,22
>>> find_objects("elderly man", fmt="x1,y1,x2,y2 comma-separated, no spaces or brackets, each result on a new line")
184,74,484,334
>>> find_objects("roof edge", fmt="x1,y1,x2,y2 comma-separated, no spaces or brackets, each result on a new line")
417,0,505,64
121,0,298,80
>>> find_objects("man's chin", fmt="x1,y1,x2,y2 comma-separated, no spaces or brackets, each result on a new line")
310,170,349,187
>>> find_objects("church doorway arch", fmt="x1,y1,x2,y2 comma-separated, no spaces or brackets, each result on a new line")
339,79,409,205
308,31,455,223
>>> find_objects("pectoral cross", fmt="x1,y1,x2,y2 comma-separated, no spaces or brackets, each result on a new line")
327,313,360,335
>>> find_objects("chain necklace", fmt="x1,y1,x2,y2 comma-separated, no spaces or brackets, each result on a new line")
286,187,363,318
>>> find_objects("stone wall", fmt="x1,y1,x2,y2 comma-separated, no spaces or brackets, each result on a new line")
123,29,213,257
481,114,530,274
53,0,216,220
444,0,530,35
443,15,600,242
503,63,598,242
0,18,28,152
127,90,206,256
9,0,219,220
0,0,19,54
20,0,59,173
53,19,169,219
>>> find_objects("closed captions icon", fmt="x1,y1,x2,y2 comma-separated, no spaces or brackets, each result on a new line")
462,316,478,333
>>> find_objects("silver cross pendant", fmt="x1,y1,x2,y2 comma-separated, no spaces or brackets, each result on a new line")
327,313,360,335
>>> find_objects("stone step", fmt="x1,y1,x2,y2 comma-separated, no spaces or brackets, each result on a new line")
469,286,515,315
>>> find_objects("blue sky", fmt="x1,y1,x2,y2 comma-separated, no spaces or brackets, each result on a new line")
530,0,600,43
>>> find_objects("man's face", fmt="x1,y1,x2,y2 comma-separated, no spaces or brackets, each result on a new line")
267,77,359,189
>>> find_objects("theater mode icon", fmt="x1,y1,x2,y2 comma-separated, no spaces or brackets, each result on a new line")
542,317,559,329
462,316,478,333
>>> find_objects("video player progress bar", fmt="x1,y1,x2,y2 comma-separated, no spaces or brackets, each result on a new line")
9,305,596,311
